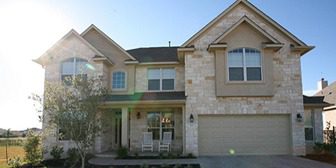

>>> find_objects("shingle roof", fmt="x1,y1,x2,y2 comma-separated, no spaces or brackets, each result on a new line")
105,91,186,102
127,47,179,63
303,95,331,107
315,81,336,104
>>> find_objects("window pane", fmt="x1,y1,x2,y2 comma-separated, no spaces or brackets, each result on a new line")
75,59,88,74
247,67,261,81
162,79,174,90
229,68,244,81
112,71,126,89
148,79,160,90
305,127,313,141
148,69,160,79
161,112,174,128
147,112,160,127
228,50,243,67
245,50,261,67
148,128,160,140
304,110,313,127
62,61,74,75
162,68,175,79
61,75,73,85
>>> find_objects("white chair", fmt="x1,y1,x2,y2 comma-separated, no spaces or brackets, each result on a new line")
142,132,153,152
159,132,172,152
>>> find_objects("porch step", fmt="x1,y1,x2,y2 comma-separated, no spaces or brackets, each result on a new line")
94,151,117,158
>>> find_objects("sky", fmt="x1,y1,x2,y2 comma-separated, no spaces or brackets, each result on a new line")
0,0,335,130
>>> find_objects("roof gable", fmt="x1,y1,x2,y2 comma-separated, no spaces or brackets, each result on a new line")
182,0,309,48
34,29,104,65
81,24,136,61
315,81,336,104
213,16,280,44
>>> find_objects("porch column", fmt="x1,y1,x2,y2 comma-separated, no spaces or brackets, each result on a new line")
121,107,129,147
182,105,186,154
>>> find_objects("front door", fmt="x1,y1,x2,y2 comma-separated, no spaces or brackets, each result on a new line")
114,110,122,148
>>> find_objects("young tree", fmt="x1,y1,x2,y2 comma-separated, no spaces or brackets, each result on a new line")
32,76,107,168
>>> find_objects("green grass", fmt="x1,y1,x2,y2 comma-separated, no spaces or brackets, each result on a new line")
0,146,25,168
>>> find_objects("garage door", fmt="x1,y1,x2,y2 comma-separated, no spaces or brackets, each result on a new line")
198,115,290,155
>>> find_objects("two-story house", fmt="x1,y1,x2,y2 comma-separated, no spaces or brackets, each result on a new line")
35,0,316,156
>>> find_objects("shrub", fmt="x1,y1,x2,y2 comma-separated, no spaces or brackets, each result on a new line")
117,146,128,159
50,145,64,160
187,153,194,158
8,157,22,168
141,163,149,168
23,131,42,166
64,148,80,167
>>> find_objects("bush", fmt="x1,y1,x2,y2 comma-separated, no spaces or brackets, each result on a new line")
23,131,42,166
314,142,336,154
64,148,80,167
50,145,64,160
8,156,22,168
117,146,128,159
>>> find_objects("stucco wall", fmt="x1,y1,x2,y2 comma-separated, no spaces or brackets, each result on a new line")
184,3,305,156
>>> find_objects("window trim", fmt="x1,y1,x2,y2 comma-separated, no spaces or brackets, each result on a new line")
147,111,175,141
304,109,315,142
60,57,88,84
226,48,263,82
147,68,176,91
111,70,127,91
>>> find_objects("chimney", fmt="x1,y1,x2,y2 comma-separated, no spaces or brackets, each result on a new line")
317,78,328,91
168,41,171,47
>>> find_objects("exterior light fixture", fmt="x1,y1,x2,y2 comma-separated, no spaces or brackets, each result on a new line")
190,114,194,123
296,113,303,122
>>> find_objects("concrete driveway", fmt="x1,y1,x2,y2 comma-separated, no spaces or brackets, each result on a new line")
199,155,336,168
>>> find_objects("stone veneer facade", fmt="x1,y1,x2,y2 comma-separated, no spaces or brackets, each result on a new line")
183,3,305,156
38,0,313,158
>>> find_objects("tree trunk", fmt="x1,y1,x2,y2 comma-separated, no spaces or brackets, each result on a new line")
81,155,85,168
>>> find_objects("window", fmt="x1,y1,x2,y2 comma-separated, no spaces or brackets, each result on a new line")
228,48,262,81
147,112,174,140
61,58,88,85
112,71,126,90
304,110,314,141
148,68,175,91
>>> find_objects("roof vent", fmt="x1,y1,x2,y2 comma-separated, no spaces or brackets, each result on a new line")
169,41,171,47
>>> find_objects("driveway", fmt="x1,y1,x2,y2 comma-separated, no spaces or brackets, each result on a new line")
199,155,336,168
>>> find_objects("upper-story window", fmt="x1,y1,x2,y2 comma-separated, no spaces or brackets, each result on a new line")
61,58,88,85
112,71,126,90
228,48,262,81
148,68,175,91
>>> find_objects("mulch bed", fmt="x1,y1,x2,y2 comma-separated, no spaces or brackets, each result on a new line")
93,164,201,168
302,154,336,165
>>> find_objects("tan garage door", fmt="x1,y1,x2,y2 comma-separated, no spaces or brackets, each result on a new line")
198,115,291,155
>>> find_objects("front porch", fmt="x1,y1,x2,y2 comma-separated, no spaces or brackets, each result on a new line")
94,102,186,155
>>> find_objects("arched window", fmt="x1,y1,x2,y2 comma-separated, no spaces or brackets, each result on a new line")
61,58,88,85
228,48,262,81
112,71,126,90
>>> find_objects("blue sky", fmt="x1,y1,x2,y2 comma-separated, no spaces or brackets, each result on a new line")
0,0,335,130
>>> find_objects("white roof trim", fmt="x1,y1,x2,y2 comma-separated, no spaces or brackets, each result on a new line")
81,24,137,61
35,29,104,65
